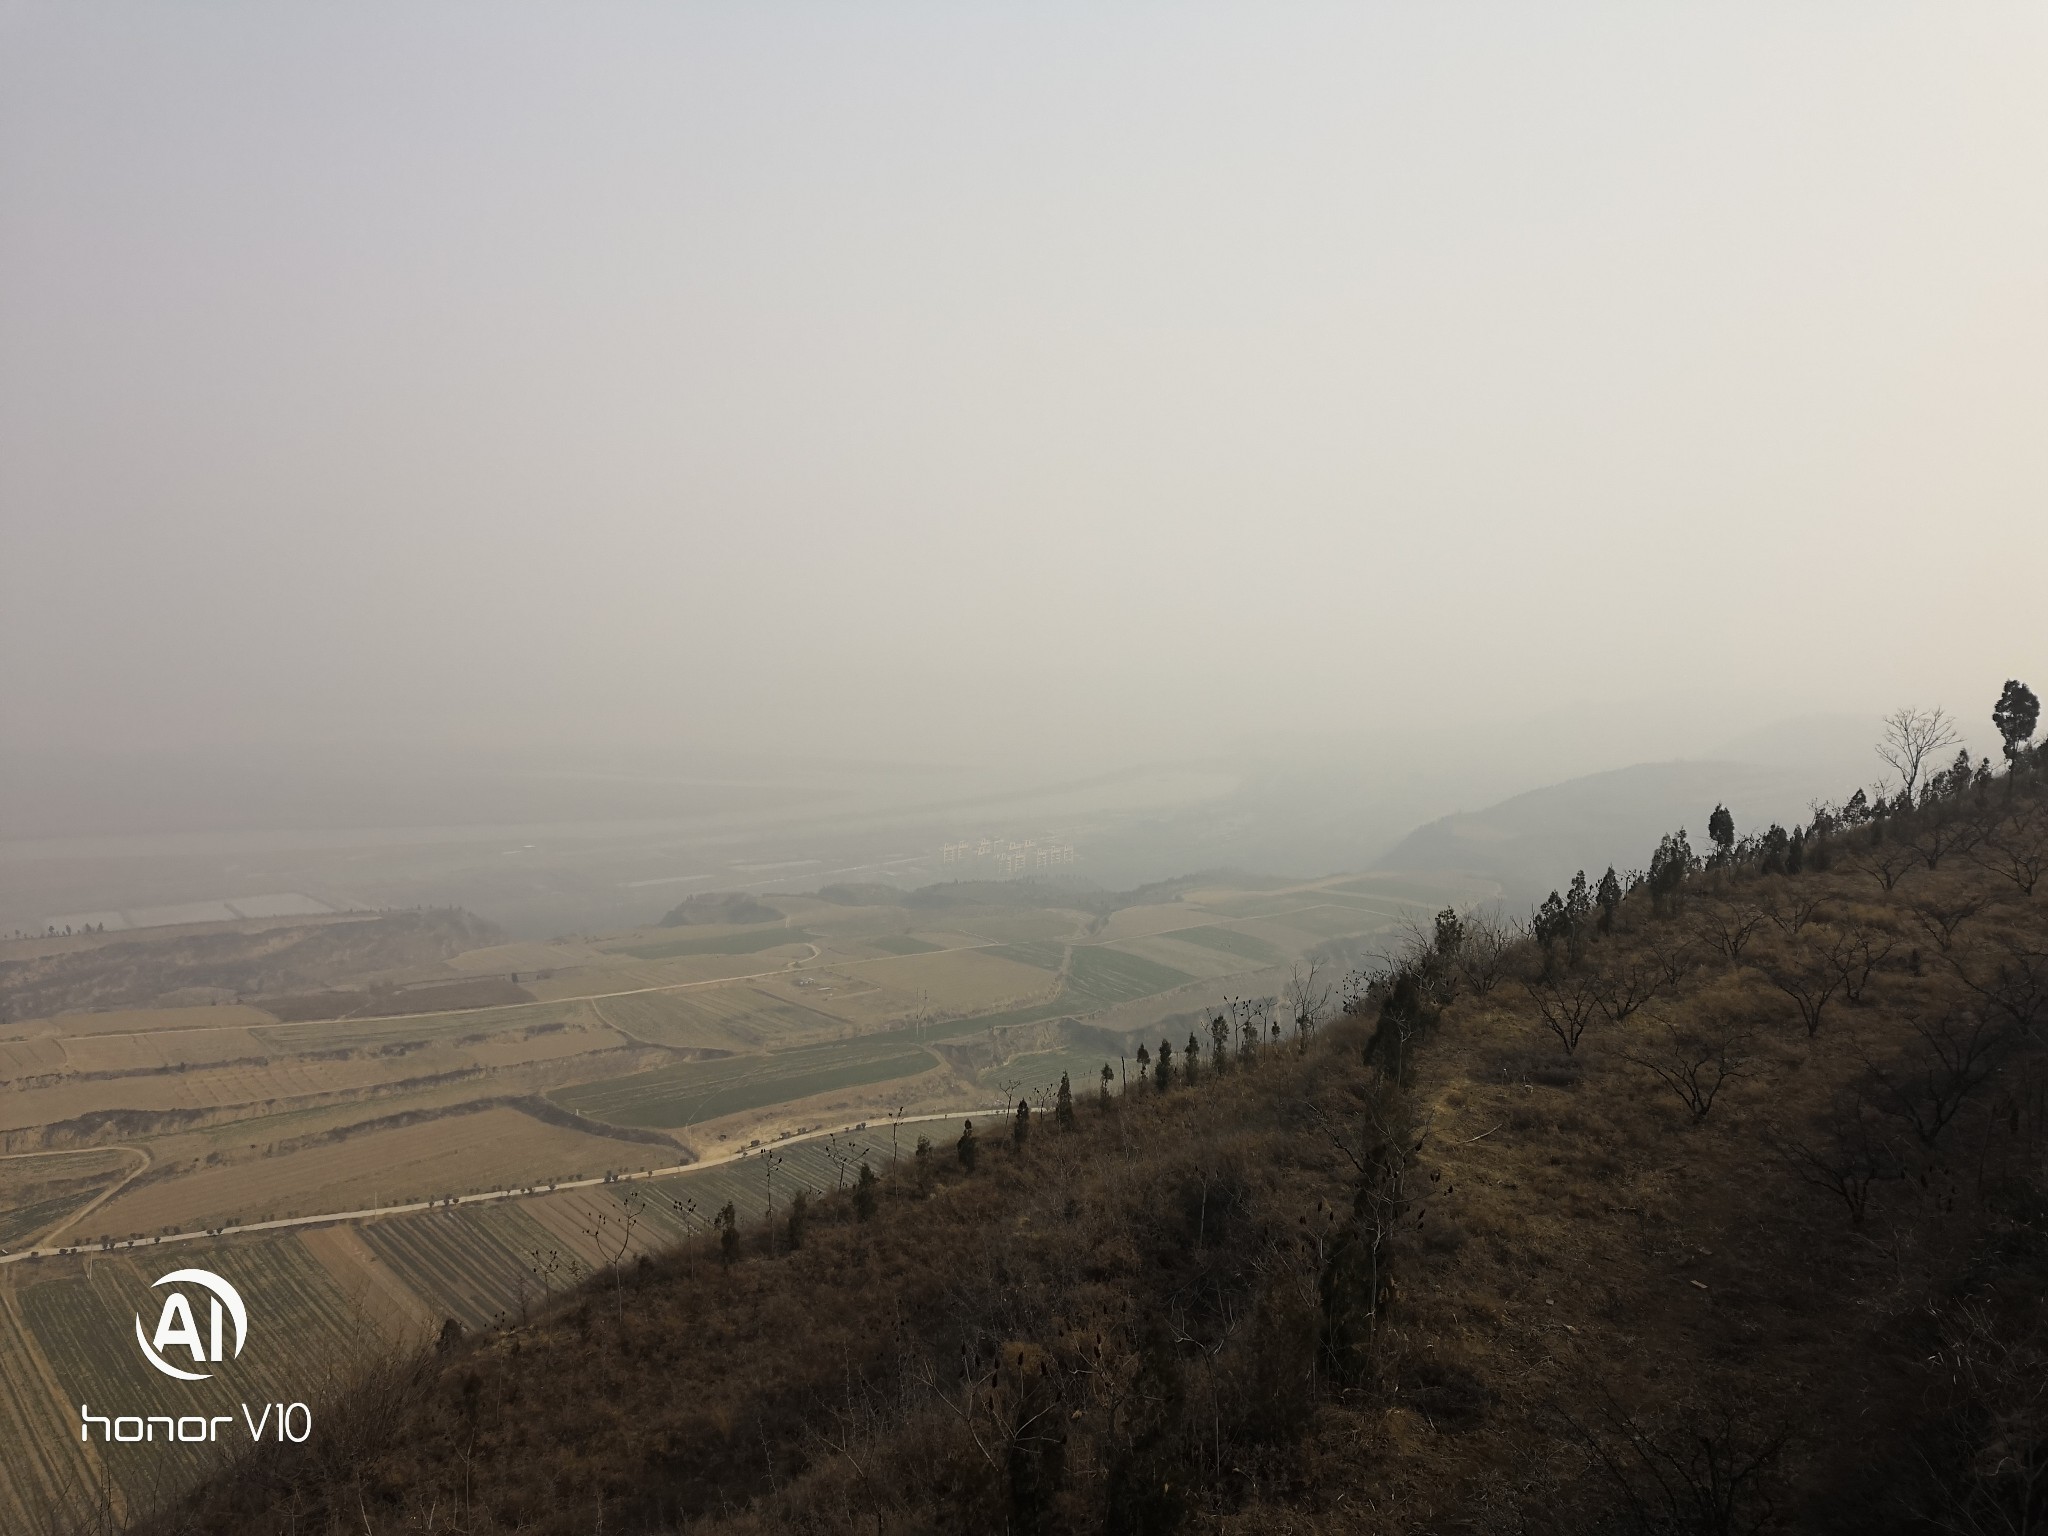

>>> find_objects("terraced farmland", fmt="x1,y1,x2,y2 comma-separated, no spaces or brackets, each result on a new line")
1062,946,1194,1007
594,987,839,1050
252,1000,580,1053
0,1150,137,1248
1157,924,1283,965
553,1038,942,1129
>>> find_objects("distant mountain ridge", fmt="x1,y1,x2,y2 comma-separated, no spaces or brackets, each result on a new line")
1376,757,1848,902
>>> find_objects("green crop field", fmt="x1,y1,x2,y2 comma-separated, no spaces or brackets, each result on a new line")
552,1038,940,1129
985,940,1067,972
360,1202,563,1331
1156,925,1283,965
862,934,941,955
1063,946,1194,1007
615,928,814,961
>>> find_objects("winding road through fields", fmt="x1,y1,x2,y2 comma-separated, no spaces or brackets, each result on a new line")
0,1109,982,1269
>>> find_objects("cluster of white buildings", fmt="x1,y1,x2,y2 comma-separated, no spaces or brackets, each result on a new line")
939,838,1078,875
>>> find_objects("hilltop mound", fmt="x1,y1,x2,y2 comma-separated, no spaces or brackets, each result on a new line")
135,759,2048,1535
0,908,504,1020
656,892,783,927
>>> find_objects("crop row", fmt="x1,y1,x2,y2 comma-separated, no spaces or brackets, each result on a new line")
360,1203,561,1331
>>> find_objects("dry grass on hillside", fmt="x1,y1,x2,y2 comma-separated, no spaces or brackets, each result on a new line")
103,765,2048,1536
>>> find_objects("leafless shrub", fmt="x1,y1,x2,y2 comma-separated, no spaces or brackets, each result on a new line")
1863,1008,2013,1148
1589,953,1664,1025
1903,805,1987,872
1821,922,1894,1005
1523,972,1602,1056
1454,907,1516,996
1554,1388,1790,1536
1908,893,1988,954
1854,839,1921,893
1699,898,1769,966
1285,960,1331,1046
1948,936,2048,1042
1762,888,1830,938
1621,1018,1750,1123
1968,800,2047,897
1767,1093,1907,1226
1916,1302,2048,1536
1649,926,1702,987
1760,936,1846,1037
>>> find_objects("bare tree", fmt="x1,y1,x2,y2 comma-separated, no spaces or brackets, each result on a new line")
1852,830,1921,894
1863,1008,2013,1148
1554,1388,1788,1536
1878,705,1960,800
1648,925,1700,987
1768,1093,1906,1226
1588,953,1664,1025
1948,935,2048,1040
1762,887,1830,938
1454,907,1515,996
1906,892,1986,954
1699,897,1769,966
1523,972,1602,1055
1285,960,1330,1045
1621,1017,1749,1121
1969,799,2048,897
1824,923,1893,1004
1761,937,1845,1037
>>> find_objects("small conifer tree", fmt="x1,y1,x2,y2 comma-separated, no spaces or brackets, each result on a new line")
1708,804,1736,863
1595,867,1622,933
1012,1097,1030,1148
1184,1032,1200,1085
1098,1062,1113,1110
1156,1039,1173,1091
855,1161,877,1221
1056,1072,1075,1130
913,1135,933,1193
785,1189,807,1250
957,1120,977,1172
716,1201,738,1267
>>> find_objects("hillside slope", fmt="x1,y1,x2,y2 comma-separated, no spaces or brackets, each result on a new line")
127,761,2048,1536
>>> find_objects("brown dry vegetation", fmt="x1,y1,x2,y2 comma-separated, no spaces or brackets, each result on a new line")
79,762,2048,1535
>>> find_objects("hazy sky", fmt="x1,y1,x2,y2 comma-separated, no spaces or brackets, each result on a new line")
4,4,2045,778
